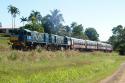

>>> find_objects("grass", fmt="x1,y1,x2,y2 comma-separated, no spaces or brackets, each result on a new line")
0,34,9,49
0,50,125,83
0,36,125,83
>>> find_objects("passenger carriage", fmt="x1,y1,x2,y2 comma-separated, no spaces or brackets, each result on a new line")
70,38,86,50
86,40,97,51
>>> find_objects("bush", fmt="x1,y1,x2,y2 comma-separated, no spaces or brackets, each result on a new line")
22,23,44,33
35,46,43,53
8,51,18,60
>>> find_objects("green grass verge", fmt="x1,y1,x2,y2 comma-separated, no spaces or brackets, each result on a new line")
0,50,125,83
0,36,125,83
0,36,9,49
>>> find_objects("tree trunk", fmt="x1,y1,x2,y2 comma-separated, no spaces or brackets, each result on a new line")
12,16,13,29
14,17,15,28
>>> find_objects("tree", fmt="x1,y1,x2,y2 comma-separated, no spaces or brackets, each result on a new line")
57,25,71,36
85,28,99,41
108,35,118,50
112,25,123,35
21,23,44,32
42,15,53,33
20,16,27,26
65,25,72,36
71,22,77,29
28,10,42,24
50,9,64,34
8,5,20,28
109,25,124,48
108,25,125,54
23,10,44,32
42,9,64,34
71,22,85,39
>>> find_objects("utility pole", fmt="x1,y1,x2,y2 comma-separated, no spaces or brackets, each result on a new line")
0,22,2,27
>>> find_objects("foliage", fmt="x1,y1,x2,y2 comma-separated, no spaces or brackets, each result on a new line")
58,25,72,36
42,15,53,34
109,25,125,54
42,9,64,34
85,28,99,41
8,5,20,28
65,25,72,36
8,5,20,18
20,10,44,32
71,22,86,39
21,23,44,32
28,10,42,24
20,16,27,26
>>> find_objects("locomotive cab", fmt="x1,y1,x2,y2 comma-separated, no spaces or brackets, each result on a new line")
10,29,32,49
10,29,20,42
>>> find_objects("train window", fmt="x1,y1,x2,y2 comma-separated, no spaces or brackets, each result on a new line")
54,36,56,43
27,32,31,36
64,37,68,44
23,31,27,35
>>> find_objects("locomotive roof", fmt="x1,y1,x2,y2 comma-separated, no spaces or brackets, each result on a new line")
24,29,32,32
86,40,97,43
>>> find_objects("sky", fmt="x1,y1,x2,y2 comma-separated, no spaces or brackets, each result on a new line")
1,0,125,41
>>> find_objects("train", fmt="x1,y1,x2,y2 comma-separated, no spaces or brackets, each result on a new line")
9,29,113,52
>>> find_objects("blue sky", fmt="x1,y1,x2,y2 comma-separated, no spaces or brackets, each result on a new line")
1,0,125,41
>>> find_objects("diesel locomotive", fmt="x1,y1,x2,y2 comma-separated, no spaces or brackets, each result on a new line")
9,29,113,52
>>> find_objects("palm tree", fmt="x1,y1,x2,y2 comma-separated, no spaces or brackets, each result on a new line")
28,10,42,24
50,9,64,34
42,9,64,34
50,9,64,23
8,5,20,29
20,16,27,26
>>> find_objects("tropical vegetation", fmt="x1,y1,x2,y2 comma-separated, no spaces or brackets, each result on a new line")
109,25,125,55
7,5,99,41
8,5,20,29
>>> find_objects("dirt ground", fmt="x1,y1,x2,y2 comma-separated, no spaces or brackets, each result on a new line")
100,63,125,83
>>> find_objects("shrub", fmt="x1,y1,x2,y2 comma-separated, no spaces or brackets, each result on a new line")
35,46,43,53
8,51,18,60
